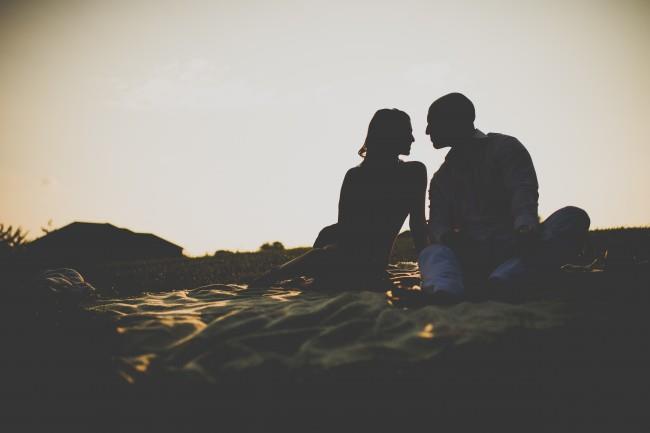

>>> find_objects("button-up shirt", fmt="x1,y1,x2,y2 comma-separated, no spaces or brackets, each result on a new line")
428,129,539,243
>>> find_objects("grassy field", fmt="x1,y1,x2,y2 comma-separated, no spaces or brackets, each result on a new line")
44,227,648,297
2,227,647,298
3,227,649,429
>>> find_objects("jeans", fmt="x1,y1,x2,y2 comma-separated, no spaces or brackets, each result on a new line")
418,206,590,296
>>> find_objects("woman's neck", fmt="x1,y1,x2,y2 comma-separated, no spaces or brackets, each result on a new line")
362,154,400,166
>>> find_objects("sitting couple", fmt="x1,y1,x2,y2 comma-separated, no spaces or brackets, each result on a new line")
253,92,590,302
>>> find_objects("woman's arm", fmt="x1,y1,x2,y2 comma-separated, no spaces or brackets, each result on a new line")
251,169,359,287
408,162,429,254
337,168,357,239
428,169,452,244
337,169,354,220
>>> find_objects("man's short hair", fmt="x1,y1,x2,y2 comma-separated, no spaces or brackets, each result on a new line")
428,93,475,122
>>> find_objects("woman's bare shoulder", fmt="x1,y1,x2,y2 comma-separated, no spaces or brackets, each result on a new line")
401,160,427,176
343,166,363,179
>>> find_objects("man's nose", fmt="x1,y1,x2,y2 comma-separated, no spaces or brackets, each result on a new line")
425,125,430,134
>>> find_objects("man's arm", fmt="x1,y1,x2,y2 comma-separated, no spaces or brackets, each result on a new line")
498,137,540,230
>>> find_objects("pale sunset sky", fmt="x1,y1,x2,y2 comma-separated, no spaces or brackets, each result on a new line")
1,0,648,255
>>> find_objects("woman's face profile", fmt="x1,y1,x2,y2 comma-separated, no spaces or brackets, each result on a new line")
364,111,414,157
397,121,415,155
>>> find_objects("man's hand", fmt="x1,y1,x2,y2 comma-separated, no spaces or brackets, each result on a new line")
514,224,540,256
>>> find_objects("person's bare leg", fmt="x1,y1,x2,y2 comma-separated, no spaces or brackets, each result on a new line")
250,246,336,286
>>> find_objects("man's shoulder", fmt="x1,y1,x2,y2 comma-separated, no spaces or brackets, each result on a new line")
487,132,527,153
487,132,521,144
430,160,450,184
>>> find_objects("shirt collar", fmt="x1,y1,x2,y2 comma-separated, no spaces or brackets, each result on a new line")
473,128,488,139
445,129,489,163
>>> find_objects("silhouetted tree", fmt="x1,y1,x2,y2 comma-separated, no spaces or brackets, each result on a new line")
259,241,285,251
0,224,28,261
41,219,55,235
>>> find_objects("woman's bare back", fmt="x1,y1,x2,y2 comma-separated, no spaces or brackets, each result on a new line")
335,159,428,270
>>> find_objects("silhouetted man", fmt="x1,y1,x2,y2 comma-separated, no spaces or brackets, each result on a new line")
418,93,590,300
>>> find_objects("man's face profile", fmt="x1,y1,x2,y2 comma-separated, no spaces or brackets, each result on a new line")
426,118,454,149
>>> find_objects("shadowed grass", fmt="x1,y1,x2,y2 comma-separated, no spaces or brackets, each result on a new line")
69,227,650,297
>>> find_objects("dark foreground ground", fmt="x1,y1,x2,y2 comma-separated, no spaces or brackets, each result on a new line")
2,228,649,431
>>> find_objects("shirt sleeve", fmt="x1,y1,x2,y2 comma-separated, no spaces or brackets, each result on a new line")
428,169,452,244
498,137,539,230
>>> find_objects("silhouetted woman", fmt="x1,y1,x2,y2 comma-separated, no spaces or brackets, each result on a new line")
252,109,429,288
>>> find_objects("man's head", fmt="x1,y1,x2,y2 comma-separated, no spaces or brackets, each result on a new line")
426,93,476,149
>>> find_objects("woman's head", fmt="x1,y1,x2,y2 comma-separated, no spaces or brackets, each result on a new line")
358,109,414,158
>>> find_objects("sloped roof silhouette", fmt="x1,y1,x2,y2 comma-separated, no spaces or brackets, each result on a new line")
29,222,183,263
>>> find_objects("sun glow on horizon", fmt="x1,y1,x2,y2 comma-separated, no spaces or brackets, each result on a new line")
1,0,649,255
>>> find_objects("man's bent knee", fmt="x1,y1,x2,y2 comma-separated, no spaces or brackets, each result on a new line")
418,243,455,263
544,206,590,236
558,206,590,232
